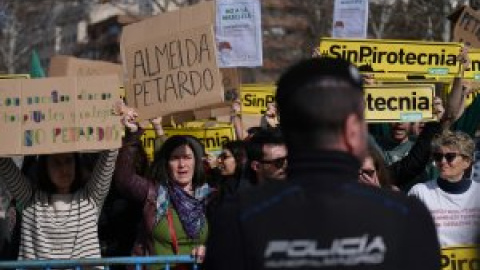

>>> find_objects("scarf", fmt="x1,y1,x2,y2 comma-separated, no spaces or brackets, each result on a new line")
155,183,211,239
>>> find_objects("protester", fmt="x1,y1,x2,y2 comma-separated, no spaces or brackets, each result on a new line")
376,122,415,165
207,140,250,219
260,102,279,129
359,143,398,191
245,128,287,184
0,146,119,261
205,57,440,269
216,140,250,194
409,130,479,247
115,109,211,267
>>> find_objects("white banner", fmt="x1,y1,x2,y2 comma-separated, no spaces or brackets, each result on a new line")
216,0,263,67
332,0,369,38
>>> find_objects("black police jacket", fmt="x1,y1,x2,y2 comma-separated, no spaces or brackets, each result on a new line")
205,150,440,270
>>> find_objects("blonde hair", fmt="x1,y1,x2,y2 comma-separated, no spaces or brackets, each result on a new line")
432,130,475,160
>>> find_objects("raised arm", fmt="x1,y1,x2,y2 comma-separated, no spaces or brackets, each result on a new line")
113,108,152,204
85,149,119,208
0,157,33,205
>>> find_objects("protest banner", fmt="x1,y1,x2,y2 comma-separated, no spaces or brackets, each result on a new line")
240,84,276,115
441,246,479,270
120,1,224,121
0,75,122,156
216,0,263,67
141,124,235,160
318,38,462,75
449,5,480,48
332,0,369,38
48,55,123,80
365,84,435,122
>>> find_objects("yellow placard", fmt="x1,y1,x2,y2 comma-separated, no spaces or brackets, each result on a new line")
465,49,480,80
140,125,236,161
240,84,275,115
164,126,236,154
0,74,30,79
365,84,435,122
318,38,462,75
441,246,480,270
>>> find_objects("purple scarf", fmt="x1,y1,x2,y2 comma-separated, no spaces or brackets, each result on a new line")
168,184,207,239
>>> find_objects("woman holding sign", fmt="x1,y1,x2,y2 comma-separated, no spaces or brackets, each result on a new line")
0,141,119,261
115,108,211,267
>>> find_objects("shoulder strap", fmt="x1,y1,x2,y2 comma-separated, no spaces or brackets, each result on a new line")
166,208,180,254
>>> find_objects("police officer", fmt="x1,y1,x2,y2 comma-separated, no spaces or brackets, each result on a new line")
205,57,440,270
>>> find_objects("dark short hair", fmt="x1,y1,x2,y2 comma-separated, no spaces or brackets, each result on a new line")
148,135,206,189
246,128,284,162
276,57,364,149
37,153,84,194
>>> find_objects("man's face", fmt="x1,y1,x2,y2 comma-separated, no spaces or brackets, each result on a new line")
255,144,288,182
390,122,411,143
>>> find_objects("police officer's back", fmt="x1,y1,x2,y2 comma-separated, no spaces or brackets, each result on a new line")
205,57,440,270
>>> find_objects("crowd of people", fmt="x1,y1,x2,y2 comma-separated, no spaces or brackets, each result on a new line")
1,48,480,270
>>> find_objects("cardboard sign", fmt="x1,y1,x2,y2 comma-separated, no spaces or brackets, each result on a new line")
194,105,231,120
441,246,479,270
120,1,224,120
240,84,276,115
48,55,123,80
365,84,435,122
450,6,480,48
141,124,235,160
0,76,122,156
318,38,462,75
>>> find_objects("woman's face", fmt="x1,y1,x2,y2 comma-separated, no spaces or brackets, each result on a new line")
359,156,380,188
168,144,195,188
433,146,471,182
47,153,75,194
218,149,236,176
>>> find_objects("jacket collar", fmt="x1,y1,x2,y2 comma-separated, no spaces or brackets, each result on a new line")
287,149,361,185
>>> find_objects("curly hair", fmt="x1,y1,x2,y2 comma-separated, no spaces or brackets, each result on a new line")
432,130,475,161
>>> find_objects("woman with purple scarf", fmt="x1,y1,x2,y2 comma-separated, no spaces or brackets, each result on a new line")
114,109,211,269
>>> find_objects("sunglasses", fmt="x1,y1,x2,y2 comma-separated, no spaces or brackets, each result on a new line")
432,152,465,163
260,156,287,169
359,169,376,177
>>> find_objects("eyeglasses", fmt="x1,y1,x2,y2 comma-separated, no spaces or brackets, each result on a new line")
432,152,466,163
260,156,287,169
359,169,376,177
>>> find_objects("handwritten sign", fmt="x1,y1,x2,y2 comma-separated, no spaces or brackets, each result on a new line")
121,1,223,120
451,5,480,48
0,76,122,156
